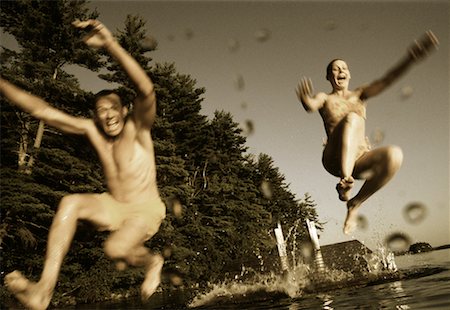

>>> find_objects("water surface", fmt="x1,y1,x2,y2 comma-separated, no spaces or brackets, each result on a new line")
75,248,450,309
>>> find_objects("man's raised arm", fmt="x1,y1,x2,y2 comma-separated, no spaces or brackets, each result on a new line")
0,78,92,135
361,30,439,100
73,20,156,128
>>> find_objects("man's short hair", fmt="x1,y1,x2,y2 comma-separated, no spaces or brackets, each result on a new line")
93,89,120,104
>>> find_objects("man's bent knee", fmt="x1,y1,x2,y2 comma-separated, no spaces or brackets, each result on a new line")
103,218,152,260
57,194,84,217
104,238,129,260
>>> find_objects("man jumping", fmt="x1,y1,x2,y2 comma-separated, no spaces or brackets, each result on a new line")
1,19,165,309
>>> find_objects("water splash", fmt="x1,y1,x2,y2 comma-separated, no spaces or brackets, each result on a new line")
189,224,401,308
188,264,308,307
284,218,305,267
363,244,398,274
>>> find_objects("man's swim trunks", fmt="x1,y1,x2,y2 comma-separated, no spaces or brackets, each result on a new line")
97,193,166,239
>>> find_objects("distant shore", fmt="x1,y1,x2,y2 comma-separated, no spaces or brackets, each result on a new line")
395,243,450,256
433,244,450,251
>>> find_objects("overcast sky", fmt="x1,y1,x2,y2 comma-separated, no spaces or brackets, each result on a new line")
3,0,448,250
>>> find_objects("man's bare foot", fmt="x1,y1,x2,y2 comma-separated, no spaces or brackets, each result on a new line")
141,254,164,301
5,271,52,310
343,202,360,235
336,176,354,201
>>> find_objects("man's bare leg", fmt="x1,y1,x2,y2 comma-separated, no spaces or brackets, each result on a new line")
5,195,79,310
5,271,51,310
343,146,403,234
103,220,163,300
141,253,164,300
118,246,164,300
5,194,110,310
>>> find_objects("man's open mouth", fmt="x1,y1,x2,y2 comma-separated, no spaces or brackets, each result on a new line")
106,119,119,130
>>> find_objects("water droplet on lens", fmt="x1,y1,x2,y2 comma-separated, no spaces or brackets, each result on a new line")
260,180,273,199
170,274,183,286
357,215,368,230
115,261,127,271
243,119,254,136
385,232,411,253
324,20,338,31
142,36,158,51
299,240,314,259
254,28,271,42
228,38,240,52
359,23,370,32
173,201,182,218
208,153,219,163
184,28,194,40
234,74,245,91
371,128,385,145
162,246,172,258
168,197,183,219
400,85,414,100
404,202,427,224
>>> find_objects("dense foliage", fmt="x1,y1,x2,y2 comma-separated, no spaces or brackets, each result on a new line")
0,0,320,306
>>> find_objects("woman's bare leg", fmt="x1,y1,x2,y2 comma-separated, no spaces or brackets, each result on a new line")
343,146,403,234
323,112,366,201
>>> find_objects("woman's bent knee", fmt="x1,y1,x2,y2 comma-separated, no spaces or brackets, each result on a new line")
386,146,403,171
344,112,363,126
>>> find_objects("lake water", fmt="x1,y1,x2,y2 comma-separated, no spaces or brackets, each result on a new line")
75,248,450,309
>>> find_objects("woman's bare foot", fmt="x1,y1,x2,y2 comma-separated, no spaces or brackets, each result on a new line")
141,254,164,301
5,271,52,310
343,201,360,235
336,176,354,201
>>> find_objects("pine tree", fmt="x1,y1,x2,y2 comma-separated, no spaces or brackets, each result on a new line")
184,112,274,280
0,0,102,173
249,153,321,232
0,0,108,303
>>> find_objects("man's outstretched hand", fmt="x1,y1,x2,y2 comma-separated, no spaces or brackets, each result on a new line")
72,19,114,49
